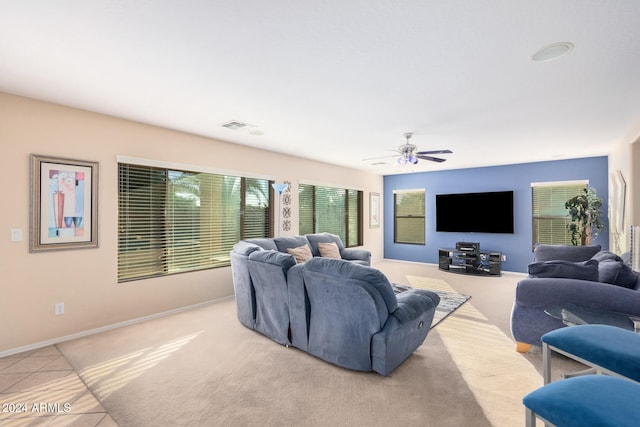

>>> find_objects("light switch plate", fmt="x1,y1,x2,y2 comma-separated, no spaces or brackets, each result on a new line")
11,229,22,241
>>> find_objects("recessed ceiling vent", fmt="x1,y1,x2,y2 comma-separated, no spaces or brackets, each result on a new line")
221,120,248,130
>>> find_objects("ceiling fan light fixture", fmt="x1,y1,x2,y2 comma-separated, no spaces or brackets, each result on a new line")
379,131,450,166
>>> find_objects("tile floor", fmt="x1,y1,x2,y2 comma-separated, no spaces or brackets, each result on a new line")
0,346,117,426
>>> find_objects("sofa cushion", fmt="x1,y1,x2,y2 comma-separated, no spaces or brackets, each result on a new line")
274,235,310,253
591,250,623,263
528,259,599,281
306,233,345,257
533,244,602,262
304,258,398,314
598,259,638,289
318,242,342,259
287,244,313,264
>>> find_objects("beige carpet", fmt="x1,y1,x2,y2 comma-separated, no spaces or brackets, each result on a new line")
407,275,543,425
56,262,557,426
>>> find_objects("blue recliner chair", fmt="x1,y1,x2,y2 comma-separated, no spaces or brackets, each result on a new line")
301,257,440,376
247,250,300,346
229,241,263,330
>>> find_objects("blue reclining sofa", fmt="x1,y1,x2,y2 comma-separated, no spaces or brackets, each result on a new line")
230,233,441,376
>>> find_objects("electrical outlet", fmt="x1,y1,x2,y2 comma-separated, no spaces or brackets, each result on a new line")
55,303,64,315
501,254,507,262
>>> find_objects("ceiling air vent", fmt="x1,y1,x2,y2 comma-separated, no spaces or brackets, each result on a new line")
221,120,248,130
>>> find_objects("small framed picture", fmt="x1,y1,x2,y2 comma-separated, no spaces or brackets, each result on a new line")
30,154,99,252
369,192,380,228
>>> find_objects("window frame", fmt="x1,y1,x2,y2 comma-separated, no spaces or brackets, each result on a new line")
531,180,588,248
393,189,426,245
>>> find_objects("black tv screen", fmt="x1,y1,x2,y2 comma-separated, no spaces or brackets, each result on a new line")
436,191,514,234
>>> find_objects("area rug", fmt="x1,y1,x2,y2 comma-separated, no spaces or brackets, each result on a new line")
392,282,471,328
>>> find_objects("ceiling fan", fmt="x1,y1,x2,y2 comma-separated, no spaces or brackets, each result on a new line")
365,133,452,165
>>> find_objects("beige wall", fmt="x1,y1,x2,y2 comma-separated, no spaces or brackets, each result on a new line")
608,138,632,253
632,139,640,225
0,92,383,353
608,117,640,253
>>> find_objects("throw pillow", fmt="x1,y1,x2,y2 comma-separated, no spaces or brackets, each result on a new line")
598,259,638,289
528,259,599,281
286,244,313,264
318,242,342,259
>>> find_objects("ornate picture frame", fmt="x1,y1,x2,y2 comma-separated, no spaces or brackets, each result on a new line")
369,192,380,228
30,154,99,252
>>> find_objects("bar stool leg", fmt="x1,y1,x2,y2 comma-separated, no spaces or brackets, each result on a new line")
542,342,552,384
525,407,536,427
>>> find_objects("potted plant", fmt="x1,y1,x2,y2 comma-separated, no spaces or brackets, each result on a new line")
565,187,606,246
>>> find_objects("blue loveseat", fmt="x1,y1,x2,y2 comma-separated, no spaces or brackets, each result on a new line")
230,234,441,375
510,244,640,351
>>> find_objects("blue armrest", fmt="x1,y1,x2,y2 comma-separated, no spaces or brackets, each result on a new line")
371,289,440,376
340,247,371,265
515,277,640,315
393,289,441,323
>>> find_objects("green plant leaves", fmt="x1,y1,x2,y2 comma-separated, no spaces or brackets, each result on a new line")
565,187,606,246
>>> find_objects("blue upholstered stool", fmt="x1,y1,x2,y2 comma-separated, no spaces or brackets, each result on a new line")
541,324,640,384
523,375,640,427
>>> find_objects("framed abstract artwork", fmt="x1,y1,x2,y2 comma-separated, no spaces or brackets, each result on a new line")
30,154,99,252
369,192,380,228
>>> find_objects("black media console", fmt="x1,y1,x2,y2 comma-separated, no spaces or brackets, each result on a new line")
438,242,502,276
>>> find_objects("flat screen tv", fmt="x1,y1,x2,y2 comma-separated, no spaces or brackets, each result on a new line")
436,191,514,234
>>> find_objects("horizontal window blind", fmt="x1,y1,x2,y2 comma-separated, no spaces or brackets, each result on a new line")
118,163,271,282
242,178,271,239
315,186,346,239
298,184,314,236
298,183,363,247
118,165,167,281
532,182,587,246
347,189,361,248
394,190,425,245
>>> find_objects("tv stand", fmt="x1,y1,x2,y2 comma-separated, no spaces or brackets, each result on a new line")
438,246,502,276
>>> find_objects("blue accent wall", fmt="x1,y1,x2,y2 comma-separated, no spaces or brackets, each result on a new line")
383,157,609,273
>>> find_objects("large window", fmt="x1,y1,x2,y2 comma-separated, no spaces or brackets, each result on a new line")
532,181,588,247
394,189,425,245
118,163,272,282
298,183,363,247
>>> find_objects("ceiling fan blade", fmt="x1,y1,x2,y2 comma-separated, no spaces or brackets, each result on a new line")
415,149,453,155
416,154,447,163
361,154,400,161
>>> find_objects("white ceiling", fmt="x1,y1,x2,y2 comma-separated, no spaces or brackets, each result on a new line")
2,1,640,175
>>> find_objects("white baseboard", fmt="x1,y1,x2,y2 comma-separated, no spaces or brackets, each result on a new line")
0,296,234,358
